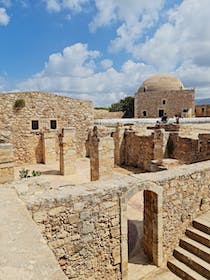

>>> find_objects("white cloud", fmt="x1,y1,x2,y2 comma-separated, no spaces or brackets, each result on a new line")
17,43,155,106
44,0,88,13
89,0,164,52
0,7,9,25
62,0,89,12
44,0,61,12
100,59,113,70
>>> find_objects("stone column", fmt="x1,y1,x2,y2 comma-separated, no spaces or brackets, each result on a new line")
0,143,14,184
113,123,125,166
59,127,77,175
42,132,57,164
89,127,99,181
89,126,114,181
99,137,114,177
153,129,166,163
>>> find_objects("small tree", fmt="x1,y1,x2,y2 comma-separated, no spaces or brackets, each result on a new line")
109,96,134,118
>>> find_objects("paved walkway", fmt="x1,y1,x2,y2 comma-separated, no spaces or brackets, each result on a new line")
0,187,67,280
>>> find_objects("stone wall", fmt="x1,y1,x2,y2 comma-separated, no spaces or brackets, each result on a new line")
123,129,154,169
94,109,124,119
168,133,210,163
195,104,210,117
159,167,210,261
0,91,94,163
12,160,210,280
0,143,14,183
135,89,194,118
28,186,122,280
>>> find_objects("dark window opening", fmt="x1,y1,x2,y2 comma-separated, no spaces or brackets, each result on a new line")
202,107,205,113
32,120,39,130
159,109,164,117
143,111,147,117
183,108,189,113
50,120,57,129
162,99,166,105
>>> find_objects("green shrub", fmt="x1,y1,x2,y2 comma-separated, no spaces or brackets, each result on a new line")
14,99,25,110
19,168,41,179
32,170,41,177
19,168,30,178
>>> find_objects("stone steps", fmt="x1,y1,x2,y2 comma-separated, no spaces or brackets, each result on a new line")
168,211,210,279
180,237,210,263
193,219,210,235
173,247,210,278
168,258,206,280
185,227,210,248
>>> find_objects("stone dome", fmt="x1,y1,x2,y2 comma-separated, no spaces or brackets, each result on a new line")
138,74,184,92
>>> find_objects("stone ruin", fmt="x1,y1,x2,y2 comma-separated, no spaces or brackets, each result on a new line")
0,120,210,280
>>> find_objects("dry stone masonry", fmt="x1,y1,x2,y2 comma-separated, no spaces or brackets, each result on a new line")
0,91,94,164
9,160,209,280
0,143,14,183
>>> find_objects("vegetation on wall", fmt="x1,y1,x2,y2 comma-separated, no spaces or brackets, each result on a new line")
13,98,25,110
94,107,109,110
109,96,134,118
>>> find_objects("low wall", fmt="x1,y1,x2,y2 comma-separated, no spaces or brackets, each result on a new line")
13,161,210,279
94,109,124,119
168,133,210,163
25,183,123,279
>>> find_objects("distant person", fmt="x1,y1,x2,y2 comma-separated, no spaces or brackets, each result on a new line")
174,114,180,124
161,113,168,123
155,120,161,128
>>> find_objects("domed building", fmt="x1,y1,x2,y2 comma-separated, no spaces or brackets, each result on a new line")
134,74,195,118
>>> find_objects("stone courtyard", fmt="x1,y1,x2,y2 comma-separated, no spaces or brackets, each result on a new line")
0,89,210,280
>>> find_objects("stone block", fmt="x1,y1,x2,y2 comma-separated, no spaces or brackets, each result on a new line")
112,246,121,265
0,144,13,162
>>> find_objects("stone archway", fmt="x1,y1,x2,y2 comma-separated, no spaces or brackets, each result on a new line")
120,182,163,279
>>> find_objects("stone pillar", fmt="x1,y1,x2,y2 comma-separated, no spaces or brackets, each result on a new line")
89,126,114,181
153,129,165,164
59,127,77,175
0,143,14,184
113,123,125,166
99,137,114,177
42,132,57,164
89,127,99,181
144,190,158,265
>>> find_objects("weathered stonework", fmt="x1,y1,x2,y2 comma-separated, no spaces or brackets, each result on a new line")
0,143,14,184
9,160,208,280
88,126,114,181
0,91,94,164
135,74,195,118
195,104,210,117
168,133,210,163
94,109,123,119
59,128,77,175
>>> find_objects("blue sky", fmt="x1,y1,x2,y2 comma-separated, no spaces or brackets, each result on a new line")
0,0,210,106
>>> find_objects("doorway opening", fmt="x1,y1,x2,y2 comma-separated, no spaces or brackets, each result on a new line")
120,184,162,279
159,109,164,117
